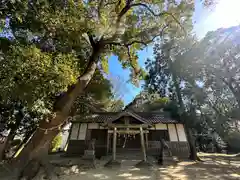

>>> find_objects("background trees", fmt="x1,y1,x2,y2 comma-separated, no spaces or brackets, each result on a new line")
144,25,240,155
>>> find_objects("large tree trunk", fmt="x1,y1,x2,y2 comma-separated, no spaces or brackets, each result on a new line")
171,63,199,161
184,125,199,161
13,58,98,179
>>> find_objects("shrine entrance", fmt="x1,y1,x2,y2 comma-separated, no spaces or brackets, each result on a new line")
105,124,150,162
108,131,142,152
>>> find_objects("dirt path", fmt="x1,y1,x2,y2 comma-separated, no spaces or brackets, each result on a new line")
1,154,239,180
58,157,240,180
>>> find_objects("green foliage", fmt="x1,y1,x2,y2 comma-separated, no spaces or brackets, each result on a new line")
51,133,62,152
0,0,203,122
0,44,80,108
145,25,240,152
105,99,124,112
0,0,199,86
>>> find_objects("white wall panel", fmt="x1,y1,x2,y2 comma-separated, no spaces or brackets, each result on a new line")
70,123,79,140
176,124,187,142
155,123,167,130
88,123,99,129
78,123,87,140
168,124,178,141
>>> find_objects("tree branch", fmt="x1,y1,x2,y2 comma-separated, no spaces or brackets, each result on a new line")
125,45,141,76
109,0,133,40
130,3,185,34
97,0,104,20
116,0,133,25
87,32,95,47
106,24,169,48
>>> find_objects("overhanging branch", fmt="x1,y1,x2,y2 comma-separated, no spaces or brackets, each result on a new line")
130,3,185,33
126,45,141,76
97,0,104,20
106,24,169,47
87,32,95,47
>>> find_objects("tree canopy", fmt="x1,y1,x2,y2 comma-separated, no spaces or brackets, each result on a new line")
144,25,240,153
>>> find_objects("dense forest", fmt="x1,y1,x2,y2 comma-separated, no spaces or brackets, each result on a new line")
0,0,239,179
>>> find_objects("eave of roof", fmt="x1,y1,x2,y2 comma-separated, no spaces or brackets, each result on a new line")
71,111,179,124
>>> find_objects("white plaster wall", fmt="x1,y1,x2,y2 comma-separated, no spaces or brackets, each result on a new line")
155,123,167,130
78,123,87,140
70,123,79,140
88,123,99,129
176,124,187,142
168,124,178,141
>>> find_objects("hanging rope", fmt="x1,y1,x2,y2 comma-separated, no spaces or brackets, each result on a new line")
37,117,71,134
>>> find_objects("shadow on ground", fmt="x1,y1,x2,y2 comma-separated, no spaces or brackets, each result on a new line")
58,154,240,180
0,153,239,180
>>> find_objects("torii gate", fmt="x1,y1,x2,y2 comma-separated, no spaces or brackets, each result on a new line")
104,124,151,167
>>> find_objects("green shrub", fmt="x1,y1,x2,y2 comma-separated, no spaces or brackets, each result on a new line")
51,133,62,152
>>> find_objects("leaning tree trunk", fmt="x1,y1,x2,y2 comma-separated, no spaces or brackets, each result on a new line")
184,125,199,161
14,59,98,179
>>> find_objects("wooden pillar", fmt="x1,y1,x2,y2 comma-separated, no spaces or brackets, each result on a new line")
140,126,147,162
113,127,117,161
145,133,148,150
106,132,110,155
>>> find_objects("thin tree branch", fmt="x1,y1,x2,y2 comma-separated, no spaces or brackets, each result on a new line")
87,33,96,47
125,45,141,76
130,3,185,34
97,0,104,20
106,0,134,41
104,0,120,7
116,0,133,27
106,24,169,47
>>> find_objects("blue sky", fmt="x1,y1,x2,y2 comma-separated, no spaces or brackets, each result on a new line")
109,0,240,105
108,46,153,104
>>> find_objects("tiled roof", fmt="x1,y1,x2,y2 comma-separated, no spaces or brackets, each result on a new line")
136,112,178,123
73,111,178,124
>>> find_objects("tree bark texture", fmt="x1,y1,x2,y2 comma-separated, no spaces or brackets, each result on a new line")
184,125,199,161
14,57,98,175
